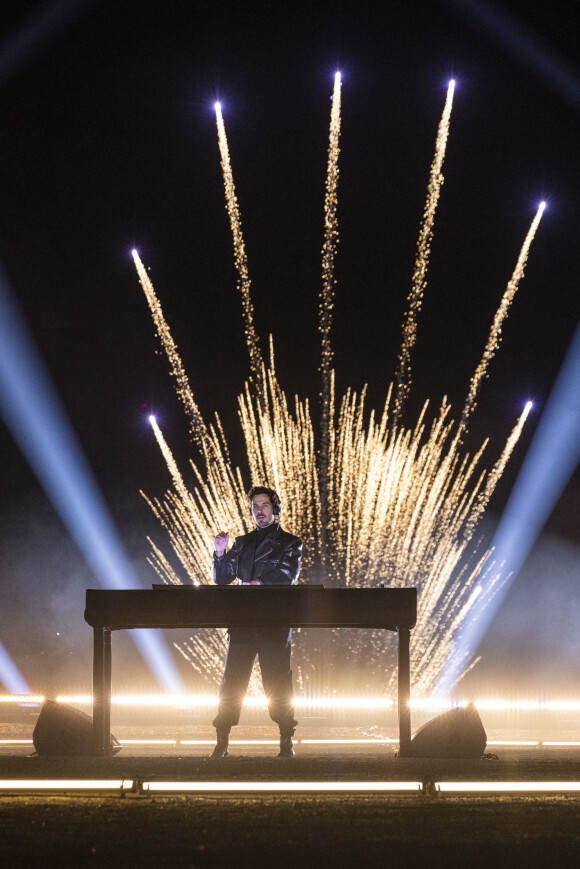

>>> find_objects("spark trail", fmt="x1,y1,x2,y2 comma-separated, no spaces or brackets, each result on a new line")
132,250,209,454
215,102,264,402
135,78,543,696
393,80,455,426
459,202,546,435
319,71,342,556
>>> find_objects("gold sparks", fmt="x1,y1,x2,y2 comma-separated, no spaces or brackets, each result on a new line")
319,71,342,550
464,401,533,540
142,368,527,695
459,203,546,434
149,415,192,506
132,250,209,454
136,78,543,695
393,80,455,425
319,72,342,391
215,102,264,400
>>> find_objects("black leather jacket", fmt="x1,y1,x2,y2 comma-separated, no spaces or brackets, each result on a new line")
212,524,302,586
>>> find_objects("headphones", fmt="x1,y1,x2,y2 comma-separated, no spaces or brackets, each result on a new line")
248,486,282,518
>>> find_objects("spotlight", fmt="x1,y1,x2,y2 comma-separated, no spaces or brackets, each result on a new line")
0,262,184,693
437,320,580,691
0,640,29,693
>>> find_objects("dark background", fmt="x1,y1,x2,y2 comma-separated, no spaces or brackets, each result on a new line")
0,0,578,696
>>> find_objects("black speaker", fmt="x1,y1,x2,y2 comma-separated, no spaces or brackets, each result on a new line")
33,700,121,757
406,701,487,758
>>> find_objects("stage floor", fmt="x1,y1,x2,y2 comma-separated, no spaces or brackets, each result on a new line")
1,724,580,868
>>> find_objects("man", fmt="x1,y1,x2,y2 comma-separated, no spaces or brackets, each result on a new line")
210,485,302,759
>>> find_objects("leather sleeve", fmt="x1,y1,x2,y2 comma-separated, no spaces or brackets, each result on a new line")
211,538,241,585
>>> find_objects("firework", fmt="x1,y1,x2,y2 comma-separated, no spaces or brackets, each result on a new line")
132,250,210,454
393,80,455,426
459,203,546,435
135,79,543,695
319,71,342,546
215,102,264,401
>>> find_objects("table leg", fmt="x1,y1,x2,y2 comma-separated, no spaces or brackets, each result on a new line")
93,626,112,756
397,626,411,756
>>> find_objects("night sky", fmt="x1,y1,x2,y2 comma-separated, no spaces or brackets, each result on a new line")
0,0,579,695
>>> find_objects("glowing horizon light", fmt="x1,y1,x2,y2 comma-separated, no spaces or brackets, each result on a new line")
32,694,580,713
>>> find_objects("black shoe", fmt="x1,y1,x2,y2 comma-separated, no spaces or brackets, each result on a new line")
277,736,294,758
208,730,230,759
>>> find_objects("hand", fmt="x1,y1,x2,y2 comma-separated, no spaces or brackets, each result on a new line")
241,580,262,585
214,531,229,557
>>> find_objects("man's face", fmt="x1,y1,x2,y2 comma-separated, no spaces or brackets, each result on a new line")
251,495,275,528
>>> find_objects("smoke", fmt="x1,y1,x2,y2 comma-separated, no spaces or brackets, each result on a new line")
0,491,191,695
457,524,580,695
2,495,578,698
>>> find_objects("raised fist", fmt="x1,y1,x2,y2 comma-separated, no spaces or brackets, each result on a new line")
214,531,229,557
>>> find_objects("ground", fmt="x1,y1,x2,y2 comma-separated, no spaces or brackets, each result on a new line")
1,751,580,867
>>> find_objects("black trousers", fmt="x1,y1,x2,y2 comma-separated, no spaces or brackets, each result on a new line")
212,628,297,734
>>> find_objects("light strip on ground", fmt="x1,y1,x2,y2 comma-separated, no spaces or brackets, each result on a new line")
143,781,422,793
301,739,395,744
177,739,395,746
2,737,580,749
473,700,580,712
179,740,280,746
436,781,580,792
0,780,132,791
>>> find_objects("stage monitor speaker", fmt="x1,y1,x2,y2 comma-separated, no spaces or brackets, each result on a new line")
407,701,487,758
33,700,121,757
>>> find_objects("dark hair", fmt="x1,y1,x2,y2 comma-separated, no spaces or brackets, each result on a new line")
248,485,281,517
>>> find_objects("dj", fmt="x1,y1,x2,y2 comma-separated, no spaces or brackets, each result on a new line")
209,485,302,758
